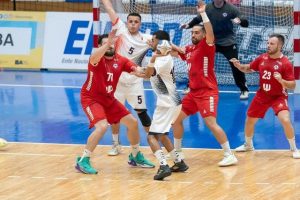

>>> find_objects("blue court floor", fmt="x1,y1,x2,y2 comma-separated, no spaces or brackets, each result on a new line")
0,70,299,150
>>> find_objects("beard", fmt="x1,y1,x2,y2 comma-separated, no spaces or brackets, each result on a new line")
105,49,115,57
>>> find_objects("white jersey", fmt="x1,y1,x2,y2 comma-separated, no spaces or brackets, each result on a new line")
113,18,152,84
150,54,181,107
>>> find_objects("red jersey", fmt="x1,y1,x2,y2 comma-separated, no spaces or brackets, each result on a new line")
250,53,294,97
179,38,218,95
81,54,136,102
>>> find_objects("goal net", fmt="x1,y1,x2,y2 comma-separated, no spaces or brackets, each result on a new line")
0,0,294,86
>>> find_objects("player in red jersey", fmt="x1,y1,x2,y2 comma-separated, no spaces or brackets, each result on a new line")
172,1,238,167
231,33,300,158
75,30,155,174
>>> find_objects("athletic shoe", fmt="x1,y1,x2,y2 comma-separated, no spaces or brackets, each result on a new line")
75,157,98,174
235,143,255,152
218,153,238,167
240,91,249,100
107,144,122,156
128,151,155,168
0,138,8,148
154,165,172,180
166,150,185,160
170,160,189,172
292,150,300,159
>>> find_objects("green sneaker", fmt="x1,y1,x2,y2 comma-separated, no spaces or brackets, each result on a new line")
128,151,155,168
75,156,98,174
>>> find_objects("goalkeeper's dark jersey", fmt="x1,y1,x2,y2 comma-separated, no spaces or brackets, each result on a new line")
188,2,244,46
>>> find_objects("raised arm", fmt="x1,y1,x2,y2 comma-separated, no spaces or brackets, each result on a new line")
90,30,116,65
197,1,214,45
230,58,253,73
102,0,118,24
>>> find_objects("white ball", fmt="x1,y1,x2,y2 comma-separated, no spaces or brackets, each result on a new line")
0,138,8,148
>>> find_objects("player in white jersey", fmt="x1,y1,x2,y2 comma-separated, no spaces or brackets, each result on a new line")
103,0,152,156
143,30,188,180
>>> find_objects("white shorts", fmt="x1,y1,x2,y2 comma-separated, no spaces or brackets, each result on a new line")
114,81,146,110
149,105,182,134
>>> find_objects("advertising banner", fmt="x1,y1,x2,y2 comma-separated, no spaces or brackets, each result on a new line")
0,11,45,69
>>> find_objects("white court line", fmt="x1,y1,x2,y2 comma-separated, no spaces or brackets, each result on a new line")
256,183,270,185
229,182,243,185
32,177,45,179
79,178,93,181
8,176,21,178
54,177,69,180
0,152,67,157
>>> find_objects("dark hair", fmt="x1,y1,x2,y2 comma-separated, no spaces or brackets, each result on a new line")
269,33,285,46
98,34,108,45
127,12,141,21
192,23,206,33
153,30,170,41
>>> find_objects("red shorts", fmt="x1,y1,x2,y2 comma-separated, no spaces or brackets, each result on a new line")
247,92,289,118
81,95,130,128
182,91,218,118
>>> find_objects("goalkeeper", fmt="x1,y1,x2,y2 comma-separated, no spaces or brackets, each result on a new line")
181,0,249,100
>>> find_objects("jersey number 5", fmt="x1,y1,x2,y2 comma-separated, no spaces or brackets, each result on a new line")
128,47,135,55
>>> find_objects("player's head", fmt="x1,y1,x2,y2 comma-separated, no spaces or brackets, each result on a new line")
152,30,171,55
212,0,225,8
127,12,142,34
267,34,285,55
98,34,115,57
191,24,206,45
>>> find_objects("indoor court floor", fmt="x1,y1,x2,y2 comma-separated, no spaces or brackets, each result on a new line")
0,70,300,199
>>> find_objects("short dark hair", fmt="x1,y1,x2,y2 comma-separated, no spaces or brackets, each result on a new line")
269,33,285,46
192,23,206,34
153,30,170,41
127,12,141,21
98,34,108,45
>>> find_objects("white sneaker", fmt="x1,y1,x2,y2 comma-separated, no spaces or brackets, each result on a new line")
218,153,238,167
240,91,249,100
166,150,185,160
235,143,254,152
292,150,300,159
107,144,122,156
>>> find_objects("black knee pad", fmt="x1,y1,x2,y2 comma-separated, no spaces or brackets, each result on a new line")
136,110,151,127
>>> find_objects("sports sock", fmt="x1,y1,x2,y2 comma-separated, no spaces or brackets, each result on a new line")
154,149,168,166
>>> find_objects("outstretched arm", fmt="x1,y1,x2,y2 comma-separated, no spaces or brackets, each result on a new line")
90,30,116,65
197,1,214,45
102,0,118,24
230,58,252,73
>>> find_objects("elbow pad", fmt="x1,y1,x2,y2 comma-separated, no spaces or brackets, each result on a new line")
188,16,202,29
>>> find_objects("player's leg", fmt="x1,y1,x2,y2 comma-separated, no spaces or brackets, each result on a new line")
108,83,126,156
274,98,300,159
217,44,249,99
235,94,267,152
127,82,151,133
76,104,108,174
120,114,155,168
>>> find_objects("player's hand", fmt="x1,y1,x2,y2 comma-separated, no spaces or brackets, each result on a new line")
273,72,283,83
232,17,241,24
230,58,241,68
197,0,206,13
146,39,153,47
180,23,189,29
107,29,117,44
131,66,146,78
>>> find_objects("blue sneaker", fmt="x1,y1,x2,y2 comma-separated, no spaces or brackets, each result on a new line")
75,157,98,174
128,151,155,168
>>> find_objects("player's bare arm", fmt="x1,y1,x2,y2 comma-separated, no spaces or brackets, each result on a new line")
102,0,118,24
197,1,214,45
170,43,185,57
230,58,252,73
273,72,296,90
90,30,117,65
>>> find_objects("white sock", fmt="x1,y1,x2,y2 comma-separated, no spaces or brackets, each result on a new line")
79,149,91,162
174,138,182,151
131,144,140,157
221,141,232,155
169,149,182,163
154,149,168,166
245,136,253,146
112,133,119,145
288,137,297,151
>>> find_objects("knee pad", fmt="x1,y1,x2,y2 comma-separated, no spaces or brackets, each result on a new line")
137,110,151,127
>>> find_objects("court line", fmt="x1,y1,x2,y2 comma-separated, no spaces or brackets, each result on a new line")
2,141,297,152
0,83,254,93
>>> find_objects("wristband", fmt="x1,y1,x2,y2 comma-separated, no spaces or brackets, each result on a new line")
200,12,209,23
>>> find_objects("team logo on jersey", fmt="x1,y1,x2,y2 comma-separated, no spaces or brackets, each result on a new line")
261,61,265,66
113,63,118,69
273,65,279,70
223,13,228,17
